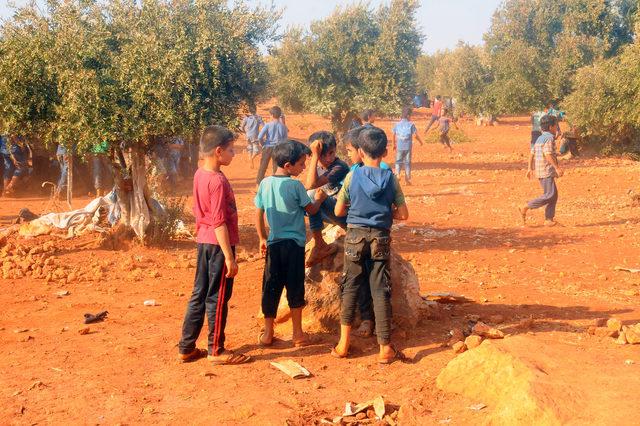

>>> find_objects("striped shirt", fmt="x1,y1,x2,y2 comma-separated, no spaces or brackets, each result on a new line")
531,132,556,179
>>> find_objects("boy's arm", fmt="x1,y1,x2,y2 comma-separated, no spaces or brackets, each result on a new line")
393,203,409,220
526,153,535,179
334,173,351,217
304,194,324,215
392,133,397,150
453,119,460,130
305,141,328,189
258,124,267,143
414,130,424,145
214,224,238,278
255,208,268,257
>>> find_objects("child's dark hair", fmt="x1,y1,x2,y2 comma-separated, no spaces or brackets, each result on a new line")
344,126,365,149
200,125,235,155
269,106,282,119
401,106,412,119
358,127,387,159
360,109,374,122
308,131,337,156
436,95,442,100
248,102,257,115
273,140,311,168
540,114,558,132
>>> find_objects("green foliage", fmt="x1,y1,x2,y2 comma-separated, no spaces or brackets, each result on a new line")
0,0,278,153
483,0,637,113
271,0,423,132
563,38,640,151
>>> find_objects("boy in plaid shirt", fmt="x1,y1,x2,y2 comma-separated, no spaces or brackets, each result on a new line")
520,115,564,226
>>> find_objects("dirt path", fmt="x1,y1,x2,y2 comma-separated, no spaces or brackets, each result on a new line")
1,109,639,425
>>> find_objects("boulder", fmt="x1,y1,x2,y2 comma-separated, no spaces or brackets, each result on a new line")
266,225,437,332
437,335,640,425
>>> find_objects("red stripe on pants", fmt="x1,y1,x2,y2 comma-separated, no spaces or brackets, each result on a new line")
212,265,227,356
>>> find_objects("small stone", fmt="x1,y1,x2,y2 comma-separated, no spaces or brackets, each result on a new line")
594,318,607,327
356,412,367,420
78,327,90,335
587,326,596,335
594,327,617,338
625,359,634,365
607,318,623,332
625,327,640,344
465,335,483,349
517,317,535,330
488,314,504,324
615,331,628,345
472,322,504,339
448,328,465,346
452,341,467,354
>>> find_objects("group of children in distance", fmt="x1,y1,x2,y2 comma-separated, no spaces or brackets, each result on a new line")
178,104,419,365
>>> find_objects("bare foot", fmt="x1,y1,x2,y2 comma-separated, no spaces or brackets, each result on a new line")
355,320,374,338
518,206,528,226
544,219,557,227
331,341,349,358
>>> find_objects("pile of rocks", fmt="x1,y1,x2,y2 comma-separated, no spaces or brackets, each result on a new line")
1,240,110,284
588,317,640,345
447,316,507,354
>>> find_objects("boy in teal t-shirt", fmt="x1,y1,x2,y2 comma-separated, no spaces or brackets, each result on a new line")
255,140,322,347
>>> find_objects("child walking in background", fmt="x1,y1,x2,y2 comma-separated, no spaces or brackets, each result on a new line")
392,107,423,185
178,125,250,365
434,108,458,152
424,95,443,132
332,126,409,364
255,140,323,347
256,106,288,185
520,115,564,227
241,104,264,170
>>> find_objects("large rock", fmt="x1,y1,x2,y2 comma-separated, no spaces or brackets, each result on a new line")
436,335,640,425
268,225,437,332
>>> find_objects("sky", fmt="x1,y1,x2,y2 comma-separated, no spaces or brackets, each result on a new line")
0,0,503,53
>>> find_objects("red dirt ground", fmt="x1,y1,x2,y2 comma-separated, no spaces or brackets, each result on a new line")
1,106,640,425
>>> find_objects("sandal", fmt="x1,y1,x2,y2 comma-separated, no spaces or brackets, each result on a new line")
331,346,348,359
378,346,407,365
259,332,279,347
179,348,208,363
208,351,251,365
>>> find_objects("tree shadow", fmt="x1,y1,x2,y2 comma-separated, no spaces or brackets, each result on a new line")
393,225,582,253
411,301,634,363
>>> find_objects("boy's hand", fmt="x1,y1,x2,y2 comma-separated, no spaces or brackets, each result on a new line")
526,169,532,179
259,239,268,257
310,141,323,156
556,168,564,177
225,258,238,278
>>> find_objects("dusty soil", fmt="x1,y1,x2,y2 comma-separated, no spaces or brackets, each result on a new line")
1,106,640,425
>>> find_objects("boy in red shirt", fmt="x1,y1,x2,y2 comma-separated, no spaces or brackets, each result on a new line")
178,125,250,365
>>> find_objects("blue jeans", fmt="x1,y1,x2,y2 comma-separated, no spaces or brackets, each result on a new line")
395,149,411,181
307,190,347,231
527,177,558,220
57,155,68,191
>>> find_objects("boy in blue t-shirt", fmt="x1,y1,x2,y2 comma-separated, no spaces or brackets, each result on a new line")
333,127,409,364
240,104,264,169
392,107,423,185
255,140,322,347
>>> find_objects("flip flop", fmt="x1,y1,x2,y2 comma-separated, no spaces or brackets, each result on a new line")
378,346,407,365
179,348,208,363
208,351,251,365
331,346,348,359
258,332,280,347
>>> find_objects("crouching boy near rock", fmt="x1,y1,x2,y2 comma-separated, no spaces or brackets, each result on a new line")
332,127,409,364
